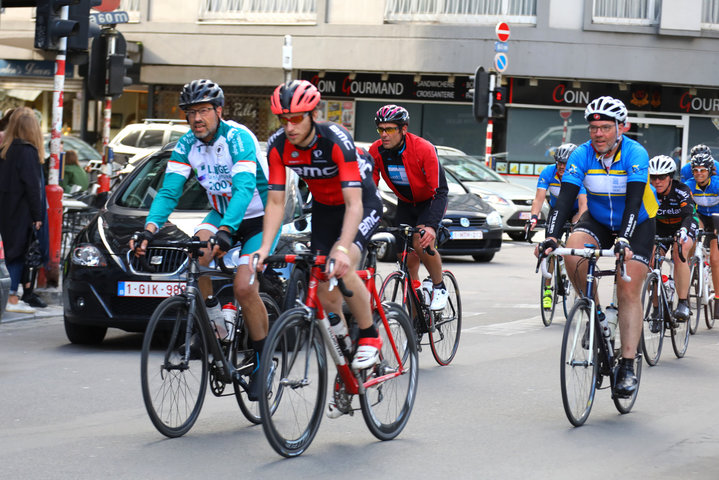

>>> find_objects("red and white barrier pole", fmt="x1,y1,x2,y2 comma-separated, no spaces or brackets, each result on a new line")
97,97,112,193
485,118,493,168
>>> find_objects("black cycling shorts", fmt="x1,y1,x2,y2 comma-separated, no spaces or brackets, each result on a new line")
311,196,382,255
573,211,655,266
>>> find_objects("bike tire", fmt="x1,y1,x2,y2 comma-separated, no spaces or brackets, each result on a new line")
234,293,283,425
429,270,462,365
259,308,327,458
380,271,413,322
140,295,208,438
688,260,701,335
670,311,691,358
560,298,597,427
360,302,419,441
612,334,642,415
706,287,716,330
640,272,664,366
540,257,558,326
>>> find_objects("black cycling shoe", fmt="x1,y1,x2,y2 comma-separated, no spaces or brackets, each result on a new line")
22,292,47,308
649,310,663,333
713,300,719,319
245,352,261,401
614,359,638,399
673,302,690,322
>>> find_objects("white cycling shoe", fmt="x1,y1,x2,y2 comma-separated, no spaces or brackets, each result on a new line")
351,336,382,370
430,287,449,311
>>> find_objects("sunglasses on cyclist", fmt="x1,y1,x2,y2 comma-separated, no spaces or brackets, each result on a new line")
278,113,308,126
693,167,709,173
650,174,669,181
377,126,399,134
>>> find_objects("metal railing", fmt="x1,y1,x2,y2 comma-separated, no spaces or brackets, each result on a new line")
702,0,719,29
592,0,661,26
384,0,537,24
198,0,317,23
119,0,142,22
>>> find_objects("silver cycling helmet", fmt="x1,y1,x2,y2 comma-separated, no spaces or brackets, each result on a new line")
690,144,712,157
553,143,577,163
584,96,628,123
691,152,715,170
648,155,676,175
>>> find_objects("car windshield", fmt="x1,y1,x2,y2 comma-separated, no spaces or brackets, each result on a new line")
441,155,505,183
116,154,210,210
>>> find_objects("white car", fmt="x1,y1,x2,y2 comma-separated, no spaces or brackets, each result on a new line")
109,119,189,165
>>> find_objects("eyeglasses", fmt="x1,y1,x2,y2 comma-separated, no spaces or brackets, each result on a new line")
588,125,614,134
185,106,215,118
377,126,399,135
650,174,669,181
278,113,308,126
693,167,709,173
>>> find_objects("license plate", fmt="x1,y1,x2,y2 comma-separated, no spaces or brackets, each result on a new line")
450,230,483,240
117,281,187,297
519,212,531,220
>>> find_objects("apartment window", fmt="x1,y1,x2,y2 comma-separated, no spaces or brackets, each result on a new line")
702,0,719,29
592,0,661,26
385,0,537,24
120,0,142,22
199,0,317,24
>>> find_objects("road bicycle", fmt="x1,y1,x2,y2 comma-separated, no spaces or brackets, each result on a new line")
540,245,642,427
256,238,419,457
378,224,461,365
688,229,715,333
139,238,282,437
640,236,690,366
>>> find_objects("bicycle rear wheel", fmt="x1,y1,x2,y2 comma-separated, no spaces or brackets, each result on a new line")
360,303,418,441
429,270,461,365
540,257,558,326
560,298,597,427
688,260,701,335
234,293,283,425
259,308,327,458
706,284,716,330
640,272,664,366
141,295,208,438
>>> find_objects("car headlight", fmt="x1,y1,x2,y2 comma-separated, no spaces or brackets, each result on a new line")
486,211,503,227
477,192,510,207
72,244,108,267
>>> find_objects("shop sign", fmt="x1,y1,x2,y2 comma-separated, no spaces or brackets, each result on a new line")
300,71,472,103
0,60,73,78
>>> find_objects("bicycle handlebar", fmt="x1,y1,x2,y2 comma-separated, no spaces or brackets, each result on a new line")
539,247,631,282
253,252,354,297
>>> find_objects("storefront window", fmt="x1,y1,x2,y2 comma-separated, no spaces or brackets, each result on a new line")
507,107,586,166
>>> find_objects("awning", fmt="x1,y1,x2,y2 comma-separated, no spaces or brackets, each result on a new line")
4,88,42,101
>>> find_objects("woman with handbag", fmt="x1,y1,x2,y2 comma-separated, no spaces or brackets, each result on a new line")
0,108,45,314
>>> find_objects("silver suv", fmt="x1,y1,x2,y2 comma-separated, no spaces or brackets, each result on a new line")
109,119,189,165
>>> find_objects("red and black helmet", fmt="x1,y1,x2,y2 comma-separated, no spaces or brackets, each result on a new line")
270,80,321,114
375,104,410,126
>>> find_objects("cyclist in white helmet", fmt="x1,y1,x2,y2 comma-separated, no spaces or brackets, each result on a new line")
537,95,657,398
649,155,698,321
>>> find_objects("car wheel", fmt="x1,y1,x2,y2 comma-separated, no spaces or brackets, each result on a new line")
64,317,107,345
507,231,533,241
472,252,495,263
376,239,395,262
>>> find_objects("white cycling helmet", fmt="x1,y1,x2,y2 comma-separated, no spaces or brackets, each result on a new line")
648,155,676,175
584,96,628,123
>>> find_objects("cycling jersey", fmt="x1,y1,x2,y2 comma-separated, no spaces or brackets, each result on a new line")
561,136,657,231
685,176,719,216
369,132,448,228
536,164,586,211
655,180,698,238
680,159,719,183
146,120,268,233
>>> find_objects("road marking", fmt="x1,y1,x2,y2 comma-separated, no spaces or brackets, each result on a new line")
464,316,546,336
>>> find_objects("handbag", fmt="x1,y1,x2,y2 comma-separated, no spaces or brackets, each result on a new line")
26,228,43,269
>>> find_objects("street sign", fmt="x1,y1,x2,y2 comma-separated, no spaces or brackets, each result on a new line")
494,41,509,53
90,10,129,25
494,52,508,73
559,110,572,120
495,22,510,42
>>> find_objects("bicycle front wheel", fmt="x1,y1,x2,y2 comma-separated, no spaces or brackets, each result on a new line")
640,272,664,366
429,270,461,365
360,302,419,441
706,284,716,330
234,293,283,425
670,308,691,359
560,298,597,427
141,295,208,438
380,271,413,321
612,339,643,414
688,260,701,335
259,308,328,458
540,257,558,326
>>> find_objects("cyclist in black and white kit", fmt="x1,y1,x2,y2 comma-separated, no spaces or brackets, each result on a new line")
649,155,698,321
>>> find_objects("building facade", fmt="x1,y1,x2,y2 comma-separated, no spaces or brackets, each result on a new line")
1,0,718,173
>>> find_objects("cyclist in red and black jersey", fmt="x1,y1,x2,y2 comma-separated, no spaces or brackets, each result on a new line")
253,80,383,375
369,104,450,310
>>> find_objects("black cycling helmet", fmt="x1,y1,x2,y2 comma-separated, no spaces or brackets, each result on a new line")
553,143,577,163
690,144,712,157
375,104,410,126
691,152,715,170
179,79,224,110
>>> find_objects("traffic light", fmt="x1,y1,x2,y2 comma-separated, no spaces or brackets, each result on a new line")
34,0,81,51
87,30,132,99
491,86,507,118
67,0,102,52
107,52,133,96
470,66,490,123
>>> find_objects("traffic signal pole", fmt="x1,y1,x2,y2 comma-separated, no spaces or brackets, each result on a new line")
97,27,116,193
485,73,497,168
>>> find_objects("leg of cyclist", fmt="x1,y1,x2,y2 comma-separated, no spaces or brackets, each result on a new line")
673,238,693,320
412,227,447,310
194,228,215,298
563,230,596,303
710,236,719,319
235,263,268,400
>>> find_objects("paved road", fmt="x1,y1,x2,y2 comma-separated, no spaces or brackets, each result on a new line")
2,240,719,479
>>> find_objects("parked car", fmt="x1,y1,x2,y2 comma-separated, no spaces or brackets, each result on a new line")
0,234,10,320
109,119,190,165
62,143,308,345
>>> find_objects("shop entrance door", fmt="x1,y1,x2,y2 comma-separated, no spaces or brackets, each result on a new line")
626,114,690,167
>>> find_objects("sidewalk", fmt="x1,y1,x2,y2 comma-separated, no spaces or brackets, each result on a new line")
1,287,63,324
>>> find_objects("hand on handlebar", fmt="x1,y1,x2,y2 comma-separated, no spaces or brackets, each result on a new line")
327,244,351,279
418,226,436,250
614,236,633,261
535,237,558,259
209,229,233,258
129,229,154,257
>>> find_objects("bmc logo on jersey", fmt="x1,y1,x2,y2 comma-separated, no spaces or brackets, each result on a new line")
289,164,338,178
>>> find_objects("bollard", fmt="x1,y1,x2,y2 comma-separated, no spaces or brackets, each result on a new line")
45,184,64,286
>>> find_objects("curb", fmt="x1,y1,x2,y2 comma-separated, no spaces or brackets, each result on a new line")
1,304,63,324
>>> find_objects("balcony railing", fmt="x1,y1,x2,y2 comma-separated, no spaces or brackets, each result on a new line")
119,0,142,22
385,0,537,24
592,0,661,26
702,0,719,29
199,0,317,24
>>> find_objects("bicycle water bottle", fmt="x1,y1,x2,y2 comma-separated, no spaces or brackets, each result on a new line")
422,278,434,305
598,307,611,339
205,296,228,340
662,274,676,301
328,312,352,359
605,305,618,341
222,302,238,342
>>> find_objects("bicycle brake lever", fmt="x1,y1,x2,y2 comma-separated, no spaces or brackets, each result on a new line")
327,259,338,291
249,253,259,285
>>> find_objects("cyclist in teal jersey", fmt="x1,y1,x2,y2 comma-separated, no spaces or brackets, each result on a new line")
130,79,273,400
538,96,657,398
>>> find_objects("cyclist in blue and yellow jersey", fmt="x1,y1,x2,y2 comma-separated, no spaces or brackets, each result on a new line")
684,152,719,319
129,79,274,401
528,143,587,309
680,144,719,183
537,96,657,398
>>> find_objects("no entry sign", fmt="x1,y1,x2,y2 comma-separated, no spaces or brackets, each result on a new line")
495,22,510,42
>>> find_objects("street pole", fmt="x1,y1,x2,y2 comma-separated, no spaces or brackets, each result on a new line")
282,35,292,84
485,73,497,168
97,26,116,193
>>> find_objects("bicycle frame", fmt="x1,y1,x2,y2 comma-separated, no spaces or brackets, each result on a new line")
693,230,712,306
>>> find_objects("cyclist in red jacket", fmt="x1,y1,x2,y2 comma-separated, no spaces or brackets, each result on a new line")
369,104,449,310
